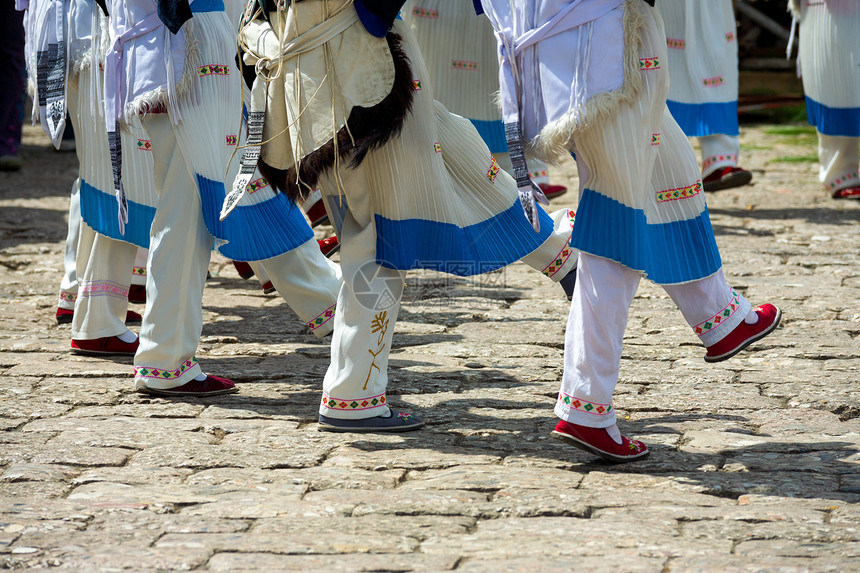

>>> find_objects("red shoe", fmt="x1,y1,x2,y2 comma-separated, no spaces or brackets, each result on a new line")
704,303,781,362
232,261,254,280
305,200,329,227
57,308,142,325
261,280,276,294
833,186,860,200
702,166,753,192
125,310,143,325
70,336,139,356
128,284,146,305
137,375,238,397
551,420,649,463
538,182,568,200
318,236,340,258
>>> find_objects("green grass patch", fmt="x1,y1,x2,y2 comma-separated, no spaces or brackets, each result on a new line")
763,124,816,137
769,153,819,163
739,143,771,151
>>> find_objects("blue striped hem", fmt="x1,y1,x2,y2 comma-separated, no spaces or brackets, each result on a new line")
79,179,154,249
805,96,860,137
667,100,739,137
190,0,224,13
469,119,508,154
196,175,314,261
571,188,722,284
375,200,553,276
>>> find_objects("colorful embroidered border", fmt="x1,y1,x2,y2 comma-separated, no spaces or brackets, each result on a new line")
530,169,548,179
135,357,198,381
639,57,660,70
656,180,702,203
487,157,500,183
557,391,613,416
136,139,151,150
411,7,438,18
59,290,76,303
226,135,238,146
434,142,442,153
828,171,859,190
667,38,686,49
413,79,422,91
322,392,386,411
702,154,737,171
451,60,479,71
725,32,735,42
651,133,661,146
307,303,336,332
79,280,129,300
246,177,269,194
694,290,740,337
133,266,147,277
197,64,230,77
702,75,725,87
541,210,576,278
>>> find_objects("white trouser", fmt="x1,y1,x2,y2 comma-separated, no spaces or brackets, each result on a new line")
699,133,739,178
256,239,342,339
555,253,751,428
132,248,148,286
133,114,213,390
71,222,136,340
317,167,577,420
817,133,860,193
58,178,82,310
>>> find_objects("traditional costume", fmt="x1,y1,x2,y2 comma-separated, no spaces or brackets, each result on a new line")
790,0,860,199
401,0,567,199
233,0,579,430
657,0,751,191
479,0,781,462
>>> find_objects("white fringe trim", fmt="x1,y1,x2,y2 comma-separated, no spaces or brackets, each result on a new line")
72,47,93,75
528,0,646,163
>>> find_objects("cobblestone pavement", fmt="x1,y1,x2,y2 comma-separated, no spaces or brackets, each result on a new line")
0,122,858,572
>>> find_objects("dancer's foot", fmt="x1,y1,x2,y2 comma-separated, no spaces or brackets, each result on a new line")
832,186,860,200
70,335,139,356
704,303,781,363
318,410,425,433
318,237,340,258
58,308,142,325
551,420,649,463
127,284,146,305
232,261,255,280
559,267,577,301
137,375,238,397
703,166,752,192
538,182,568,200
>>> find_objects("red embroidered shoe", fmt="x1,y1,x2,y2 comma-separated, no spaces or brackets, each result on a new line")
137,375,238,397
538,182,568,200
305,199,329,227
70,336,139,356
318,236,340,258
127,284,146,305
232,260,255,280
551,420,649,463
261,280,276,294
58,308,142,325
704,303,781,363
833,186,860,200
702,166,753,192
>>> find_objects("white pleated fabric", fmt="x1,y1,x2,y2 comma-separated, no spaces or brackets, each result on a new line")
58,179,82,311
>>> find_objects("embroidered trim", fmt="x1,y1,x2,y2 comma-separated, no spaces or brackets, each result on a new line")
135,357,198,381
725,32,735,42
667,38,685,49
542,210,576,278
487,157,500,183
133,266,147,276
434,142,442,153
307,303,336,331
530,169,549,179
197,64,230,77
136,139,152,150
651,133,661,146
656,181,702,203
226,135,238,146
557,391,613,416
703,75,725,87
694,290,740,337
411,7,438,18
59,290,76,303
828,171,859,189
413,79,422,91
702,154,737,171
79,280,129,299
451,60,479,71
322,392,387,411
246,177,269,194
639,57,660,70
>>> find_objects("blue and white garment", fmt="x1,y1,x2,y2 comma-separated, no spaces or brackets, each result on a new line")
102,0,313,261
658,0,739,138
481,0,722,284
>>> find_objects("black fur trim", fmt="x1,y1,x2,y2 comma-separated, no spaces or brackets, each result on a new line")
258,32,414,202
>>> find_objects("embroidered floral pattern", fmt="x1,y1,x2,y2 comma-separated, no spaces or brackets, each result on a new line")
413,79,422,91
133,266,147,276
487,157,500,183
136,139,152,150
451,60,479,71
307,303,336,332
226,135,238,146
542,210,576,278
656,181,702,203
725,32,735,42
667,38,686,49
197,64,230,77
59,290,76,303
703,75,725,87
702,154,737,171
246,177,269,194
363,311,390,390
639,57,660,70
694,290,740,337
322,392,387,411
411,7,438,18
557,391,613,416
651,133,661,146
827,171,859,189
530,169,548,179
135,357,198,381
434,142,442,153
79,280,129,300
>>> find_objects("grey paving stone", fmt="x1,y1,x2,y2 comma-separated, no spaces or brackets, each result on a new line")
205,552,459,572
